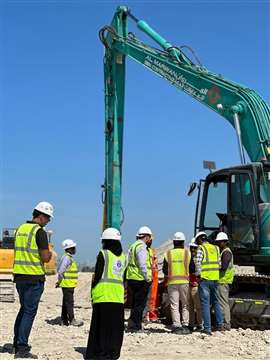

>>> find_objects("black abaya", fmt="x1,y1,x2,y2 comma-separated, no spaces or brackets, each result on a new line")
85,302,124,360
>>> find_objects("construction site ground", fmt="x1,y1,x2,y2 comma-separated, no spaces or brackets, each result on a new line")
0,273,269,360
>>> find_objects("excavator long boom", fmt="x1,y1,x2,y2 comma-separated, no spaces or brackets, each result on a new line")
101,6,270,230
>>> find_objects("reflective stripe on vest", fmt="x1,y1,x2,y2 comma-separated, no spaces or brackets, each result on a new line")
13,223,45,275
126,240,152,281
166,248,190,285
91,250,126,304
60,254,78,288
219,247,234,284
200,242,220,281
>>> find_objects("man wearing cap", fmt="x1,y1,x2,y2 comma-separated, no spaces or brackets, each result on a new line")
126,226,153,332
163,232,191,334
215,232,234,330
13,201,54,359
86,228,126,360
194,231,223,335
56,239,83,327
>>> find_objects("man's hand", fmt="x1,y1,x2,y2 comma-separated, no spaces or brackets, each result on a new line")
55,281,60,288
39,249,52,263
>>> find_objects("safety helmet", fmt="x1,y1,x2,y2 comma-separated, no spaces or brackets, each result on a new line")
189,237,198,247
34,201,54,218
137,226,152,236
62,239,77,250
194,231,207,243
101,227,121,241
173,232,185,241
215,232,229,242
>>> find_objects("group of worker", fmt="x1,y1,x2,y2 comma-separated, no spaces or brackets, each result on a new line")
10,200,234,360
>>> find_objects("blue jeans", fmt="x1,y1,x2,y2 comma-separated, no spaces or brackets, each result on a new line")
14,282,44,351
198,280,223,332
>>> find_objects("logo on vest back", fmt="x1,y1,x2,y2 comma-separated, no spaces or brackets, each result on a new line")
112,259,123,277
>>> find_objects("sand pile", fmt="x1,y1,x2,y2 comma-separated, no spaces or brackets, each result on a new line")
0,273,269,359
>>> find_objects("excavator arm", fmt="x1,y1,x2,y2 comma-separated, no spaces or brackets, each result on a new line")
101,6,270,230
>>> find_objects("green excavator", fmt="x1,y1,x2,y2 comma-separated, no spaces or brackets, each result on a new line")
100,6,270,329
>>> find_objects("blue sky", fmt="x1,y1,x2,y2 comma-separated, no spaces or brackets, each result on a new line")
1,0,270,264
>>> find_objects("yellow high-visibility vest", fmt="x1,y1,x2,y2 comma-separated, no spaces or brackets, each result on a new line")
165,248,190,285
13,223,45,275
200,242,220,281
59,253,78,288
126,240,152,281
91,250,126,304
219,247,234,284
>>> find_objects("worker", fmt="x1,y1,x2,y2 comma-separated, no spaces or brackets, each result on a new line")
86,228,126,360
163,232,191,335
188,238,203,332
56,239,83,327
126,226,153,332
195,231,223,335
215,231,234,330
13,201,54,359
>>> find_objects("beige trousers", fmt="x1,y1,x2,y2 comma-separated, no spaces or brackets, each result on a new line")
188,286,203,327
217,283,231,325
168,283,189,327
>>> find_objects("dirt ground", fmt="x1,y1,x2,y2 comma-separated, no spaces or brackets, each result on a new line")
0,273,270,359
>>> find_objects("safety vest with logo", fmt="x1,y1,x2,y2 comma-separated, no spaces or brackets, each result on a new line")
91,249,126,304
126,240,152,281
59,253,78,288
219,247,234,284
13,223,45,275
200,242,220,281
165,248,190,285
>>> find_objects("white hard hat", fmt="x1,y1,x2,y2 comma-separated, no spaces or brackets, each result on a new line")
101,227,121,241
194,231,207,242
189,237,198,247
137,226,152,236
173,232,185,241
215,232,229,241
62,239,77,250
34,201,54,218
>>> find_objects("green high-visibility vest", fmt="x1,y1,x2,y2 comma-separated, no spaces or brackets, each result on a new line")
219,248,234,284
13,223,45,275
59,253,78,288
91,250,126,304
126,240,152,281
165,248,190,285
200,242,220,281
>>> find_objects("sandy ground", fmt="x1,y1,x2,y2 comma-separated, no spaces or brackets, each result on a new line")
0,273,270,360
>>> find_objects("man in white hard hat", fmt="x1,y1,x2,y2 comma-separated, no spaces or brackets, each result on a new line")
194,231,223,335
163,232,191,334
13,201,54,358
56,239,83,327
126,226,153,332
86,228,126,360
215,232,234,330
188,238,203,331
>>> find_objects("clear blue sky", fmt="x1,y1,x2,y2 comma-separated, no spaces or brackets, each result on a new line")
1,0,270,264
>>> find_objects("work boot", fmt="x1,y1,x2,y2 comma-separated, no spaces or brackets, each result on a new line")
200,329,212,336
181,326,191,335
14,350,38,359
223,323,231,331
171,325,183,334
70,319,84,327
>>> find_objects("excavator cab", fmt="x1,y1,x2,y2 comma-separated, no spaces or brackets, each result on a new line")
196,162,270,273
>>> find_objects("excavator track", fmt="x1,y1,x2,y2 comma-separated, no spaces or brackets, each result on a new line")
230,273,270,330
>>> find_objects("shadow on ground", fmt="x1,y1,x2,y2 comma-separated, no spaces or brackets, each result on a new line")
74,346,86,358
0,343,14,354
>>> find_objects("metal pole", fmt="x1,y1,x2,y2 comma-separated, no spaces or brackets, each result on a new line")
233,112,246,164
